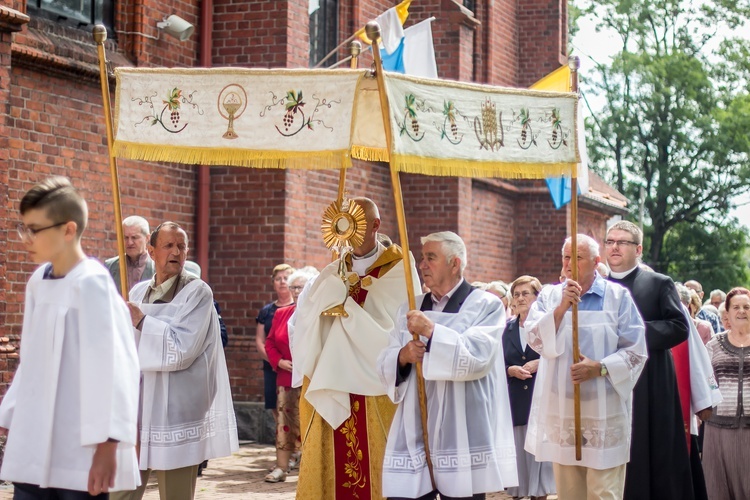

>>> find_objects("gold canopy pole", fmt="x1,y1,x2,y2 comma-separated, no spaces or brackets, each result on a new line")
334,41,362,206
569,55,582,461
93,25,129,300
366,21,436,490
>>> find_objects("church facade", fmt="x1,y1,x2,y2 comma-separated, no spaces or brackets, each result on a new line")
0,0,627,438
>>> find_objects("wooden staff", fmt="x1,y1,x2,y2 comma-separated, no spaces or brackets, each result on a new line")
93,25,129,300
334,41,363,206
366,21,436,490
569,55,582,461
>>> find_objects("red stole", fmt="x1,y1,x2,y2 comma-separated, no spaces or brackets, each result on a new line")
332,262,387,500
671,339,691,453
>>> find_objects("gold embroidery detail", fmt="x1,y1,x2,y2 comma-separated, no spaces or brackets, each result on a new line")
361,276,372,287
340,399,366,495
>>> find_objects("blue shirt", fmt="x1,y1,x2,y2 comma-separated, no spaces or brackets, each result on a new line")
569,273,606,311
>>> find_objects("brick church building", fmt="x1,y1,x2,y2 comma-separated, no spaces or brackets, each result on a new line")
0,0,627,439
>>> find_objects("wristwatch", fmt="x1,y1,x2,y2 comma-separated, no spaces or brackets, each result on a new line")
600,362,608,377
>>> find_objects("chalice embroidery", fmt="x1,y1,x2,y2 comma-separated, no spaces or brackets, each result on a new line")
218,84,247,140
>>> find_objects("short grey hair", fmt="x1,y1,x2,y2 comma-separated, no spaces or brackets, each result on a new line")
675,283,691,306
562,234,600,260
288,266,319,287
420,231,467,273
710,289,727,301
123,215,150,236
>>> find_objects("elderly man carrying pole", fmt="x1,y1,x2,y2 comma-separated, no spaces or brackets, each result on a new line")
523,234,647,500
377,231,517,500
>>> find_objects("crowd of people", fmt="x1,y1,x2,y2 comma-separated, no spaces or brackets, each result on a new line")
0,177,747,500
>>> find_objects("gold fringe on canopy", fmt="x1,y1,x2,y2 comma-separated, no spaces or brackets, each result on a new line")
113,141,352,170
390,154,574,179
350,145,389,162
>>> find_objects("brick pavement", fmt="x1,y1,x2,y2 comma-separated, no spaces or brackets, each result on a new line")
0,443,534,499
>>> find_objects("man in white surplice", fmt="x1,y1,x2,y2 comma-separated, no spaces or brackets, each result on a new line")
524,235,647,500
114,222,238,500
377,231,517,500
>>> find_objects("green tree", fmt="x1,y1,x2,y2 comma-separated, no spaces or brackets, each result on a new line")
657,220,750,292
579,0,750,273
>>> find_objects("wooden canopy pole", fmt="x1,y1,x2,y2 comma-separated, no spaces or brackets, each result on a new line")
569,55,582,461
366,21,436,490
334,41,363,206
93,25,129,300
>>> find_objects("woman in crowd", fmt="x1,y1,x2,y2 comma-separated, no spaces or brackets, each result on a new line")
689,289,715,345
264,267,319,483
256,264,295,423
703,287,750,500
502,275,555,500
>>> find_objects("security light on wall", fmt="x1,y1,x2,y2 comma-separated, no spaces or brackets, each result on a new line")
156,15,195,41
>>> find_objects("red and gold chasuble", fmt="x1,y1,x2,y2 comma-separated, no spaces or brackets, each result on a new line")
297,246,403,500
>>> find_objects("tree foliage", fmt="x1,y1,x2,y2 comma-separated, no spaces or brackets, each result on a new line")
579,0,750,273
657,220,749,292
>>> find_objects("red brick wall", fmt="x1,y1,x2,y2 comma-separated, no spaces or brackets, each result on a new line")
517,0,568,87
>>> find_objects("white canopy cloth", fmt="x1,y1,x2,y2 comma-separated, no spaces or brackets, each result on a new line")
112,68,579,178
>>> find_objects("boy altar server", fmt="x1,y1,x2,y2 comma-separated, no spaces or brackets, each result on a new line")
0,176,141,498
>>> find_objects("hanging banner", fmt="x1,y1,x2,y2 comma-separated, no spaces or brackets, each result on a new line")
113,68,366,170
112,68,578,178
381,73,579,178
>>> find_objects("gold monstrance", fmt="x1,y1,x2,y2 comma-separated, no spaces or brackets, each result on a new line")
320,198,367,317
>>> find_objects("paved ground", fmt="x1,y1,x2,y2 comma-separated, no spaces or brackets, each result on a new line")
0,442,548,499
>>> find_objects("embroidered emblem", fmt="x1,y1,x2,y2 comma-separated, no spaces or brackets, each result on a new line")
473,98,504,151
546,107,570,150
340,399,367,495
133,87,203,133
397,94,428,141
361,276,372,288
217,84,247,140
260,89,341,137
516,107,538,149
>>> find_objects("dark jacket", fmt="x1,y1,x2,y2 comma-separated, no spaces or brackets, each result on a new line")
502,316,541,427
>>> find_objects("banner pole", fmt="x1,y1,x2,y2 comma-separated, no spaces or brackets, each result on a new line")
366,21,436,490
93,25,128,300
569,55,582,461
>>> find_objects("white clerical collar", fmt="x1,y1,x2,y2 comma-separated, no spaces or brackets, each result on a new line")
148,274,179,302
351,242,385,276
430,279,463,312
609,265,639,280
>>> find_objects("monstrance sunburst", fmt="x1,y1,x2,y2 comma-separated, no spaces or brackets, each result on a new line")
320,198,367,251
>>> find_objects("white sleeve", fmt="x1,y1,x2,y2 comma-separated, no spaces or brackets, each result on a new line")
422,298,505,382
138,282,217,372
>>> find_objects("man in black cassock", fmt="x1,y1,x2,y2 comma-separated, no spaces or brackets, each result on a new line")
605,221,693,500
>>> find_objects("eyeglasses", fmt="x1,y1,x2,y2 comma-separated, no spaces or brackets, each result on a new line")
512,290,535,299
17,221,68,241
289,286,305,292
604,239,638,248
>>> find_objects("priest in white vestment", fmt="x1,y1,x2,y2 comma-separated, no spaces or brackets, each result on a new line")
290,197,421,500
0,176,141,496
524,235,647,500
377,231,517,500
114,222,238,500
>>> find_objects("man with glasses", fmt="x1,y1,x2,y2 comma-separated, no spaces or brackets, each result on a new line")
604,221,694,500
104,215,155,295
